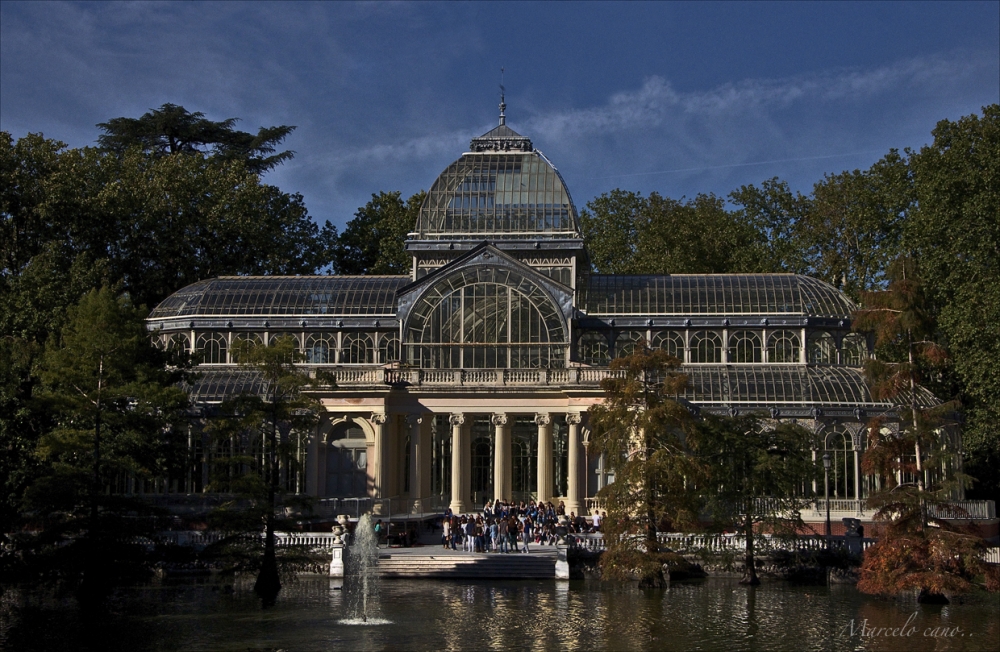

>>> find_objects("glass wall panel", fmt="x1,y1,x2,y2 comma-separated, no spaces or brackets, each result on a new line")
305,333,336,364
768,330,800,363
471,417,494,506
196,332,228,364
615,331,645,358
824,430,856,499
405,266,567,368
431,416,451,497
342,332,375,364
578,331,609,366
379,332,400,364
842,333,868,367
512,416,537,502
651,331,684,361
690,331,723,363
729,331,762,363
231,332,263,363
808,331,837,364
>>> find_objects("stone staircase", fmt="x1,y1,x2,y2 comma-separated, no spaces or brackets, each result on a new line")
377,551,556,579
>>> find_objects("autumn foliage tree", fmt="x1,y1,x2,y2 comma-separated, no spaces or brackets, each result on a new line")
587,345,703,585
853,257,988,600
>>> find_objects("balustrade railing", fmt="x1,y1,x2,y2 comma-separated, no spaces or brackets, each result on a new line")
306,366,625,388
566,532,876,555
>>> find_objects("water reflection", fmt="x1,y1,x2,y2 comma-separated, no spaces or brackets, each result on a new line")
2,577,997,651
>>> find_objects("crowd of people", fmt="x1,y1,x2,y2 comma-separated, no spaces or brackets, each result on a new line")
439,500,605,554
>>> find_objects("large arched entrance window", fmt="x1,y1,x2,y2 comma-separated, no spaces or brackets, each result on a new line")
405,266,568,368
325,422,368,497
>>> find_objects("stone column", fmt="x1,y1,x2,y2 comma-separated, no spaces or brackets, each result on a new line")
370,413,387,514
565,413,583,516
492,413,510,502
535,413,553,503
407,414,423,513
449,413,466,514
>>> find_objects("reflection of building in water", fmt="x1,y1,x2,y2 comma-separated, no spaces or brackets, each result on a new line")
146,104,970,526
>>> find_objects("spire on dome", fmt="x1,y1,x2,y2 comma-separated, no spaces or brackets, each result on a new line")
499,67,506,126
469,68,533,152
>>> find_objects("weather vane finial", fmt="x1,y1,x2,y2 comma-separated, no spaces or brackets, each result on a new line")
499,67,506,126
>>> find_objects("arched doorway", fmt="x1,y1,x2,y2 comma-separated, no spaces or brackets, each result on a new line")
325,422,368,497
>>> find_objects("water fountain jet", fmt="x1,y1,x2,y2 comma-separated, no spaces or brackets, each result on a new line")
339,513,388,625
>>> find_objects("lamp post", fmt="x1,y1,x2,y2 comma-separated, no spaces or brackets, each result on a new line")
822,452,832,542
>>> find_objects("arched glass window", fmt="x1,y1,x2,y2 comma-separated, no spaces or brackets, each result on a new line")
824,431,856,499
305,333,336,364
380,332,400,364
615,331,645,358
578,331,609,366
405,266,567,369
808,331,837,364
342,332,375,364
729,331,762,363
690,331,722,363
231,332,263,363
768,330,800,363
160,332,191,353
325,422,368,497
267,333,300,363
196,332,228,364
842,333,868,367
651,331,684,361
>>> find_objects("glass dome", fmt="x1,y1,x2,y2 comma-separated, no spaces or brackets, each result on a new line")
414,124,580,240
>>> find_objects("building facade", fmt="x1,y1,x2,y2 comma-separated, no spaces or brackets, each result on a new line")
147,111,956,519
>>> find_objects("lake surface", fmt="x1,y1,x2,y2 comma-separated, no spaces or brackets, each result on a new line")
2,576,998,651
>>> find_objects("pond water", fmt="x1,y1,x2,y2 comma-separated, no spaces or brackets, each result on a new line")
2,576,998,651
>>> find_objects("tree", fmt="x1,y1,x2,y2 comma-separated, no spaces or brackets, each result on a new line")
581,188,794,275
728,177,811,274
692,414,816,585
905,104,1000,504
96,103,295,174
332,190,425,275
852,257,984,600
208,335,322,603
27,287,189,591
1,131,331,309
796,150,912,300
579,189,644,275
587,346,703,585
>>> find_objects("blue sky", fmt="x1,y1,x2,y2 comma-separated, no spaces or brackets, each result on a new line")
2,1,997,230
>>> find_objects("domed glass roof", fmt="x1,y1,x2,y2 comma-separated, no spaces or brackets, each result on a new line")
147,276,408,319
578,274,856,318
414,124,580,240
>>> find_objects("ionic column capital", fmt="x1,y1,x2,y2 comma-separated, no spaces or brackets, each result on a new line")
534,412,551,427
370,412,387,426
406,414,423,429
449,413,465,427
491,413,508,427
566,413,583,426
